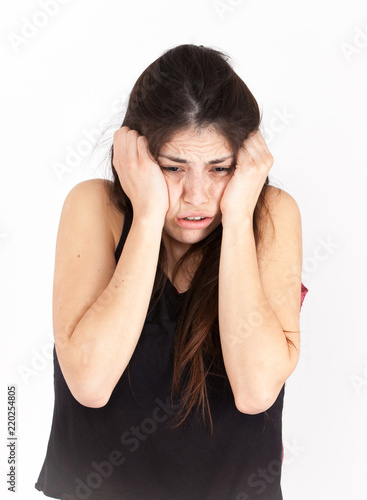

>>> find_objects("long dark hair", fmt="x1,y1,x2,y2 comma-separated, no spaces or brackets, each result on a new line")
106,44,284,434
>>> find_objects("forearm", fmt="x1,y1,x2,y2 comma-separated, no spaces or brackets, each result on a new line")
58,217,164,407
218,216,291,413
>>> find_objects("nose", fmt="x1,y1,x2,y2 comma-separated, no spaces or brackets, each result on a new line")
182,172,210,206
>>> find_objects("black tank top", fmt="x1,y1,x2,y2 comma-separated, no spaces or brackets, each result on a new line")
35,209,308,500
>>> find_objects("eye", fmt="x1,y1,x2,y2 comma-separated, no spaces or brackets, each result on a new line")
160,166,182,172
212,164,236,173
159,165,235,173
213,167,233,173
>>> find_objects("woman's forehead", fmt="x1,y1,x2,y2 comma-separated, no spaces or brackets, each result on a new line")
158,127,233,161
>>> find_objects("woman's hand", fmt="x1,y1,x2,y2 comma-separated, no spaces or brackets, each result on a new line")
112,126,169,221
220,129,274,222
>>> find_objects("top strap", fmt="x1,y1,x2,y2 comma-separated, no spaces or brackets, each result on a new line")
115,209,133,263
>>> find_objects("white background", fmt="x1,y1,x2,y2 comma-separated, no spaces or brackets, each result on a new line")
1,0,367,498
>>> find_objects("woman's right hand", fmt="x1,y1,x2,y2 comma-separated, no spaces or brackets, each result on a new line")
112,126,169,221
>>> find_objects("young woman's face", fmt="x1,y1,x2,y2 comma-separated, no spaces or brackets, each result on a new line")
157,126,235,258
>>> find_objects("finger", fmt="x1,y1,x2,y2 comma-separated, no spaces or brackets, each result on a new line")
137,135,150,161
244,130,267,154
113,127,128,166
242,130,272,164
235,143,256,168
126,129,140,165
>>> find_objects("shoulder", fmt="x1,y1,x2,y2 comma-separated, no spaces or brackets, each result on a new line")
262,185,301,228
65,179,125,252
257,186,302,256
69,178,115,197
264,185,301,214
66,178,110,201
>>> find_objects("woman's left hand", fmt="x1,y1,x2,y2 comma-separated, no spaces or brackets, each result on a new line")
220,129,274,222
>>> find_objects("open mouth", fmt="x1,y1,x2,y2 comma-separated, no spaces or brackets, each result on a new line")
176,217,214,229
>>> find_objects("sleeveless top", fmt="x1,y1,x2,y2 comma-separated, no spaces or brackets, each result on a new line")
35,210,309,500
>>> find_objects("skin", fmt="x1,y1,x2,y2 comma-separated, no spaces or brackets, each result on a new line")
157,126,236,271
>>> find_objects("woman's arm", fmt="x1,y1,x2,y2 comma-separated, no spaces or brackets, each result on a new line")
53,180,164,408
218,188,303,415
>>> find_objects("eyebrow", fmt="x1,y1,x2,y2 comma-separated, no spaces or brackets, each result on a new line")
157,154,235,165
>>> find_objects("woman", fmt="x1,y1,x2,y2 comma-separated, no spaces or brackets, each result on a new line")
35,44,308,500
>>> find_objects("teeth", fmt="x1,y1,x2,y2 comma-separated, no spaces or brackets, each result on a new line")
184,217,206,220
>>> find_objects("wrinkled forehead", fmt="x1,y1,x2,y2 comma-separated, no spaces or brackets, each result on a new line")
158,126,234,162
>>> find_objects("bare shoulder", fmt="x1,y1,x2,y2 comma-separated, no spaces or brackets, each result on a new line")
66,178,111,205
261,185,301,223
257,186,302,256
264,185,300,210
66,179,125,252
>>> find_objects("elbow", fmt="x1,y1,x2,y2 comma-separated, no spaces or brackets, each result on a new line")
67,378,112,408
61,371,112,408
234,379,287,415
235,400,268,415
74,390,111,408
234,392,279,415
56,343,113,409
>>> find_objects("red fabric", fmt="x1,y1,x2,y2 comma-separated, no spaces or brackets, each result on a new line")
281,283,308,465
301,282,308,308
